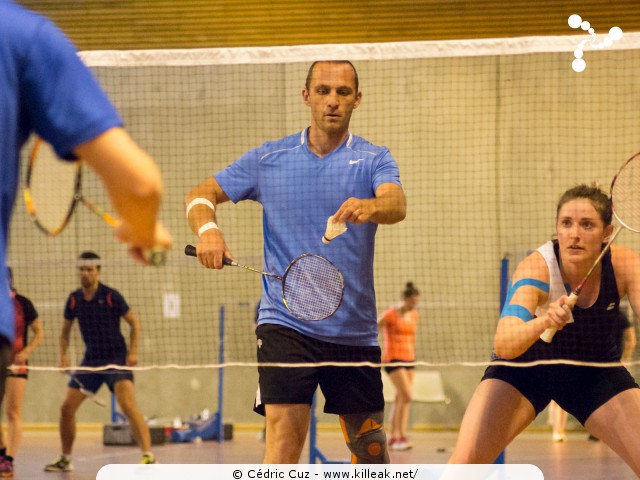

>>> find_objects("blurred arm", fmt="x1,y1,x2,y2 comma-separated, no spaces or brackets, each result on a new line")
74,127,172,260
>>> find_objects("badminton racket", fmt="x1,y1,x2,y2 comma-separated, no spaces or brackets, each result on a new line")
68,372,107,407
23,137,166,266
185,244,344,321
541,151,640,342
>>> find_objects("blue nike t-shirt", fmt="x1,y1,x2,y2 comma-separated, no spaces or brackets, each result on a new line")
215,129,401,346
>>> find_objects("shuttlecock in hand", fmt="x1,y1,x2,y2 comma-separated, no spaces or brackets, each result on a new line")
322,216,347,244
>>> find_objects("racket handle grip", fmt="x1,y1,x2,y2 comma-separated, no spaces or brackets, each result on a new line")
184,244,234,265
540,327,557,343
539,293,578,343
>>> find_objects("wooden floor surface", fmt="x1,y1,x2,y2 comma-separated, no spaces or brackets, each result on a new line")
11,428,637,480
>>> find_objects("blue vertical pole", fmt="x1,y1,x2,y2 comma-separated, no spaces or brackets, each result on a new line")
111,393,118,423
308,393,348,463
494,257,509,465
309,394,320,463
111,383,125,424
500,257,509,312
217,305,225,442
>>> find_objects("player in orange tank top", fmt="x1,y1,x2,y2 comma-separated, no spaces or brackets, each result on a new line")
378,282,420,451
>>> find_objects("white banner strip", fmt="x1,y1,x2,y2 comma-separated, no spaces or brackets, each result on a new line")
97,464,544,480
79,32,640,67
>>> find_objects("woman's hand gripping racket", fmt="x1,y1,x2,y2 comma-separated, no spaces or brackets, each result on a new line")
541,151,640,342
23,137,166,266
67,372,107,407
185,245,344,321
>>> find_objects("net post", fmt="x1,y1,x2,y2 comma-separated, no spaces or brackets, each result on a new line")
110,392,126,424
215,304,225,443
308,393,349,463
500,257,509,312
493,256,509,464
308,393,323,463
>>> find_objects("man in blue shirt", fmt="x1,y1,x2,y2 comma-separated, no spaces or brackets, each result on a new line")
0,1,172,447
45,252,155,471
186,61,406,463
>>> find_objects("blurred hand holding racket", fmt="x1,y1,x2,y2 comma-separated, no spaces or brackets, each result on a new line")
541,151,640,342
23,137,168,266
185,244,344,321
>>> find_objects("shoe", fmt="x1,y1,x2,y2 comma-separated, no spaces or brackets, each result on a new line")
399,436,413,450
140,454,156,464
387,437,398,447
390,440,410,451
0,458,13,477
44,455,73,472
552,432,567,443
390,437,412,451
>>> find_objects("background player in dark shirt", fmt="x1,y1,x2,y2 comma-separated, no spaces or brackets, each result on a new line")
45,252,155,472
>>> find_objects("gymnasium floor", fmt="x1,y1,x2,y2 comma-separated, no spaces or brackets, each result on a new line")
13,428,636,480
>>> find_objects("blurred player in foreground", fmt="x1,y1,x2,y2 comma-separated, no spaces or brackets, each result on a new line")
1,2,171,454
2,1,171,266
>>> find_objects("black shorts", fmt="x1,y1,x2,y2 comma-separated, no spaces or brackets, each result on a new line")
482,363,639,425
6,370,28,380
384,359,415,375
254,323,384,416
7,358,29,379
68,368,134,394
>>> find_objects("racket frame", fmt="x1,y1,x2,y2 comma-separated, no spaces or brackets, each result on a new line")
24,137,166,265
185,245,344,320
23,137,82,237
610,151,640,234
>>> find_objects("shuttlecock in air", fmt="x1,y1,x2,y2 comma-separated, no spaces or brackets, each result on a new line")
322,215,347,244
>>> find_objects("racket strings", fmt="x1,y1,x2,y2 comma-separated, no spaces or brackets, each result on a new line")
283,255,344,321
612,154,640,232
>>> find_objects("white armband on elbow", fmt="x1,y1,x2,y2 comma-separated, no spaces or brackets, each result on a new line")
186,198,216,217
